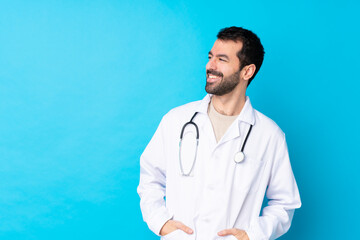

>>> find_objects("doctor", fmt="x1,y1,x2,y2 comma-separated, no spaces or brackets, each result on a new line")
137,26,301,240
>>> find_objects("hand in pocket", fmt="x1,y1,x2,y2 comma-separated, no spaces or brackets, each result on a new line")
160,220,193,236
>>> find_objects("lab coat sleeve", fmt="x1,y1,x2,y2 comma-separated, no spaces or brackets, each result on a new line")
137,116,173,236
246,135,301,240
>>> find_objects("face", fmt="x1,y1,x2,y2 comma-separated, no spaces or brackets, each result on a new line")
205,39,243,96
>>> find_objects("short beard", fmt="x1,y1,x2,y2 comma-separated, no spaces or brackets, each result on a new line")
205,70,241,96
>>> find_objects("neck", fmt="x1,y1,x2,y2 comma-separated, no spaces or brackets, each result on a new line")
211,88,246,116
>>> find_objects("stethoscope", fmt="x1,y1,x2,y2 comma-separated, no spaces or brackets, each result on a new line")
179,112,253,176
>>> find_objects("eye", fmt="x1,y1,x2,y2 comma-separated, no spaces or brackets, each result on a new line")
208,55,212,59
219,58,227,62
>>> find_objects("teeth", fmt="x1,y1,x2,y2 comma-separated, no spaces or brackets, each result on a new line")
209,75,219,79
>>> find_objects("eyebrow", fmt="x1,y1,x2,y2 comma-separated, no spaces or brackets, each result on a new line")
208,51,230,60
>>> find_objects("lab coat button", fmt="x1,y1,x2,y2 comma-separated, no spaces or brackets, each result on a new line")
200,217,210,223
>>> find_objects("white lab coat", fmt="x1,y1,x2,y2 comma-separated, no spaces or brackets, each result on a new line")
137,95,301,240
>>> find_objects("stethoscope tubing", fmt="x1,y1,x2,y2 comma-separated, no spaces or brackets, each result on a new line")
179,112,199,176
179,111,253,176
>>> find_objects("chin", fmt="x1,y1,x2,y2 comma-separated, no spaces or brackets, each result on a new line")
205,86,216,94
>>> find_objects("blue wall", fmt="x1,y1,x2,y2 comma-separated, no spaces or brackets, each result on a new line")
1,0,359,239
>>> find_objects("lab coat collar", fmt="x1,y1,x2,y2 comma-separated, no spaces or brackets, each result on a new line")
237,96,256,126
194,94,256,146
196,94,212,114
195,94,255,126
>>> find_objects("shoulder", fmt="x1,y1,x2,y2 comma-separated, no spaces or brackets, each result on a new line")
162,99,202,122
253,109,285,140
155,99,203,138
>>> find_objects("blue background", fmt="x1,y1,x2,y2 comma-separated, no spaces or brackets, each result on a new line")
1,0,359,239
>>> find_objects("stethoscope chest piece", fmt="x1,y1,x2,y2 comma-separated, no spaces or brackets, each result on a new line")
234,151,245,163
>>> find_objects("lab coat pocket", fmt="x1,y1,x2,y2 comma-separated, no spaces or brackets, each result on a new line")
235,157,264,193
216,235,238,240
161,229,194,240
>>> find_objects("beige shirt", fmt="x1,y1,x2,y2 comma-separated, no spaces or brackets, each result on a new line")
207,100,238,142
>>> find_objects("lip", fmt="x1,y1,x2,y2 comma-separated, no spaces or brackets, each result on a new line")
207,74,222,83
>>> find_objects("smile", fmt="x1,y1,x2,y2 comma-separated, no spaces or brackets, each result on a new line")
207,74,222,83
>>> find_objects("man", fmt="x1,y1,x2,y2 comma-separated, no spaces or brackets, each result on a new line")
137,26,301,240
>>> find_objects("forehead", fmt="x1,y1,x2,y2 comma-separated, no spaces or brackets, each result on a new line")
210,39,243,57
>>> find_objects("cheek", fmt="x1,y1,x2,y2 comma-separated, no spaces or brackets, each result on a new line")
220,66,234,76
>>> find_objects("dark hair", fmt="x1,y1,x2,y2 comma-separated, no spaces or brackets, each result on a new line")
217,26,265,85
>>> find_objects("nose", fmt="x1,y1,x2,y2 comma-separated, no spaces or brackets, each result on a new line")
206,57,217,70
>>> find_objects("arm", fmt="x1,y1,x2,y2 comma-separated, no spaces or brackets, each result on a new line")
137,116,173,235
246,135,301,240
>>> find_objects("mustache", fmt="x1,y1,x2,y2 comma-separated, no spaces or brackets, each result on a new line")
207,69,223,78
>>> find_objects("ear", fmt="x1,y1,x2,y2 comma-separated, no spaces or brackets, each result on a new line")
241,64,256,82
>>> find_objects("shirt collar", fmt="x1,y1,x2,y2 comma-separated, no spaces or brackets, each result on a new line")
195,94,255,125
